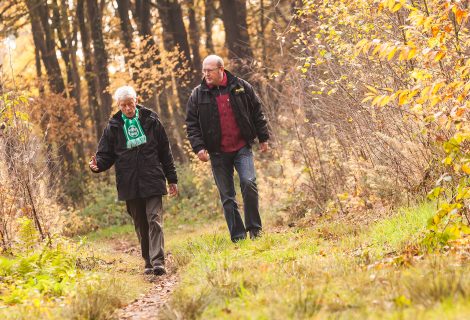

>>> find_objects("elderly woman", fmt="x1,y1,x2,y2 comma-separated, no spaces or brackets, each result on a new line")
89,86,178,276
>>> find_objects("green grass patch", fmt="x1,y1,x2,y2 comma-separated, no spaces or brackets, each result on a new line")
83,224,135,242
0,219,148,320
163,202,470,319
367,202,435,256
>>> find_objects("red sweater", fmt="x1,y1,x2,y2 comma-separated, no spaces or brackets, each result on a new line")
208,72,246,152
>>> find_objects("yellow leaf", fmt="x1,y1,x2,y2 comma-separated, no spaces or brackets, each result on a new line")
398,92,408,105
456,8,466,24
431,82,445,95
462,163,470,174
387,47,398,60
362,95,375,103
365,85,378,94
379,95,391,107
431,96,441,107
391,3,402,12
355,39,368,50
372,43,383,56
408,47,417,59
434,51,446,62
372,95,383,106
456,107,465,117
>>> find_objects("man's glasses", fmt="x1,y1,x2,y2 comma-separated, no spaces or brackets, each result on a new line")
202,67,220,74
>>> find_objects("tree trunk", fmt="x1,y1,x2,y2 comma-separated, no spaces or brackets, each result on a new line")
26,0,66,94
220,0,254,74
186,0,201,71
155,0,191,64
260,0,267,67
117,0,138,82
34,46,44,94
133,0,143,35
86,0,112,134
117,0,134,54
78,0,101,140
204,0,215,53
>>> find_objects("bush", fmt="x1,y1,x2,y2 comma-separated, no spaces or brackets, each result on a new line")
164,149,221,227
0,218,128,320
68,177,130,235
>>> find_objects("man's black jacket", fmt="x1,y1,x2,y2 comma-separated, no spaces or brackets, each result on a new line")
94,106,177,201
185,70,269,154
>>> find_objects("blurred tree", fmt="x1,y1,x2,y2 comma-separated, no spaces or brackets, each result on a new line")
86,0,112,136
116,0,134,60
155,0,192,65
186,0,202,71
204,0,215,53
77,0,100,141
220,0,253,74
25,0,66,94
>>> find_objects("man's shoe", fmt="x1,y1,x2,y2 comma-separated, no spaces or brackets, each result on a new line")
231,236,246,243
153,266,166,276
144,268,153,275
249,229,262,240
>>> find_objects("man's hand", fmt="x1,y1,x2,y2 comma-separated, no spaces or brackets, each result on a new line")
197,149,209,162
260,142,269,153
89,155,99,172
169,183,178,197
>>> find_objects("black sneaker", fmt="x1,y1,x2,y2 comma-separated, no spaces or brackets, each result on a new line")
153,266,166,276
249,229,262,240
144,268,153,275
231,236,246,243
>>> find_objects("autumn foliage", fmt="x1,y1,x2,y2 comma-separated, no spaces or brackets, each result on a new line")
285,0,470,240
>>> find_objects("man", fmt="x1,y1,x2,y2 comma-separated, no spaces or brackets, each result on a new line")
186,55,269,242
89,85,178,276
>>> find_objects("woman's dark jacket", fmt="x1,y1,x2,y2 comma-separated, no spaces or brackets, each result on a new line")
185,70,269,154
94,106,177,201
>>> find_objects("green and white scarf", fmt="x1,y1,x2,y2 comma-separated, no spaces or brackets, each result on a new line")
121,108,147,149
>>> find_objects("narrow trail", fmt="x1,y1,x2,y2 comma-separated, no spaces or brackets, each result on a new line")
106,238,179,319
115,269,178,320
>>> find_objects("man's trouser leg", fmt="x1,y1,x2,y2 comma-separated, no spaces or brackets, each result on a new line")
126,196,165,268
234,146,262,234
210,152,247,241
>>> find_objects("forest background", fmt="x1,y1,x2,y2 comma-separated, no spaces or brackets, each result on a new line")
1,0,470,319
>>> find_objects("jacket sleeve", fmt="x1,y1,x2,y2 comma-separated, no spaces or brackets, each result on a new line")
94,125,116,173
156,119,178,184
185,89,206,154
244,81,270,143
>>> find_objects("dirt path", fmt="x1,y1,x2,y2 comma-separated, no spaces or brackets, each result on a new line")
108,238,179,319
115,270,178,320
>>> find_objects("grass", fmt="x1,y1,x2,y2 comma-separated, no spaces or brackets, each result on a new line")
3,199,465,319
162,202,470,319
367,202,435,256
0,220,151,320
82,224,135,242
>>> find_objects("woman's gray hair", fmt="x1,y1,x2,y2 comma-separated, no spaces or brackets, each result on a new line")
114,86,137,101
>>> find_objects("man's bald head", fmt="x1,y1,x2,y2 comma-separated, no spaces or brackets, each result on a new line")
203,55,224,68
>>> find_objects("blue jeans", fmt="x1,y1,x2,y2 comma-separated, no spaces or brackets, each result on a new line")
210,145,262,241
